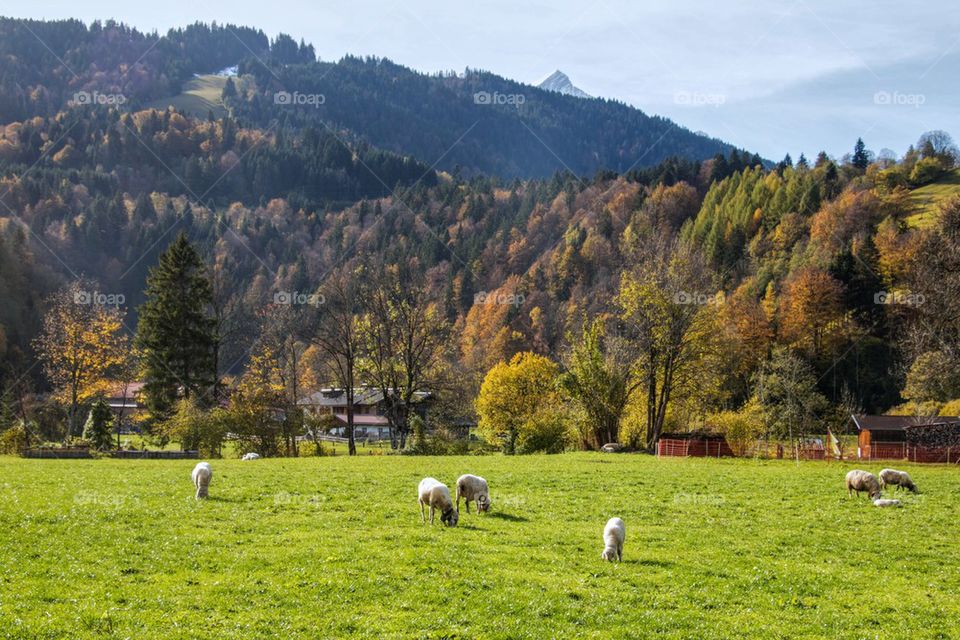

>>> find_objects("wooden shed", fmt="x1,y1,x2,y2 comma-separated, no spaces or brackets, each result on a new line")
851,415,960,462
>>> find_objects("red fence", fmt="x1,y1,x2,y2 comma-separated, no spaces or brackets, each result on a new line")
862,442,958,463
657,438,733,458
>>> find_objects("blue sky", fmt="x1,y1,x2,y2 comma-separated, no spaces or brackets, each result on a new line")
7,0,958,160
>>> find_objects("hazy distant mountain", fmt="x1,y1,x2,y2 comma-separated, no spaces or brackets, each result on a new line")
537,70,591,99
0,18,741,179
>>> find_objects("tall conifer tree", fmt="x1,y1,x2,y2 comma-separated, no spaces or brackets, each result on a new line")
137,233,217,419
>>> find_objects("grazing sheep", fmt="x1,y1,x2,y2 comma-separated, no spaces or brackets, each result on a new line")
241,452,261,461
601,517,625,562
418,477,458,527
873,498,902,508
879,468,918,493
456,474,491,514
192,462,213,499
600,443,624,453
845,470,882,499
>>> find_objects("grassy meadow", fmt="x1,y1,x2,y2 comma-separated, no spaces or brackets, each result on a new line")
905,168,960,228
147,74,228,119
1,453,958,639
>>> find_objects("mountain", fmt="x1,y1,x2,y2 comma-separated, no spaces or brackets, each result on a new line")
537,70,591,99
232,57,739,178
0,18,744,179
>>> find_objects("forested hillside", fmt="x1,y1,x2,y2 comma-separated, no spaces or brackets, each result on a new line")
1,17,959,453
0,17,735,178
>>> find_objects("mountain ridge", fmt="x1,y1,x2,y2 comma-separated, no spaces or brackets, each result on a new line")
0,18,747,178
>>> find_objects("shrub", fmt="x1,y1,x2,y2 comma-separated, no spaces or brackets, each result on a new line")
299,440,332,457
159,399,227,457
939,399,960,416
0,423,27,455
403,417,470,455
909,157,947,187
82,397,115,450
707,404,765,457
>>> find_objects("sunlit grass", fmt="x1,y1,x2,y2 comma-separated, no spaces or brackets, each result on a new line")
905,168,960,228
1,453,958,638
147,74,227,119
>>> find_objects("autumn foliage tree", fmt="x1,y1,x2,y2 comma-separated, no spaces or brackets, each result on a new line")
34,280,129,441
617,240,720,450
476,352,567,454
778,267,845,359
558,317,642,449
358,263,450,449
308,272,363,455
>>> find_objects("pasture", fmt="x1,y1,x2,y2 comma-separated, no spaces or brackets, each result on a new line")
147,74,228,119
905,168,960,228
0,454,958,639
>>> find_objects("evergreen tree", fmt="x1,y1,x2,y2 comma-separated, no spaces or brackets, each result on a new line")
852,138,870,170
137,232,217,419
82,397,114,450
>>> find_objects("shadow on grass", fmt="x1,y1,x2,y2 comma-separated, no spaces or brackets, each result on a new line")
201,496,243,503
633,558,674,568
486,512,529,522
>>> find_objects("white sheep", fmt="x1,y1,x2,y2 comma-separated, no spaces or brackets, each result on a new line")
456,474,491,514
241,452,261,461
845,470,881,499
192,462,213,499
601,517,625,562
879,468,918,493
418,477,458,527
600,443,623,453
873,498,902,508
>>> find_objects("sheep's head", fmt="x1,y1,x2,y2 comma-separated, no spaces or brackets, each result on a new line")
601,547,617,562
477,494,491,513
441,508,459,527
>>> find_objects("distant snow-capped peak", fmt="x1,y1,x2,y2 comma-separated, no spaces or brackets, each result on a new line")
537,70,591,99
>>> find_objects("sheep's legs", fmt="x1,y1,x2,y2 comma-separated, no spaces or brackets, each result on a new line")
429,506,435,524
419,500,426,523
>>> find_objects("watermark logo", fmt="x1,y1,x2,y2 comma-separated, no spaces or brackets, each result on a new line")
874,290,925,306
74,491,131,507
674,291,725,306
274,290,325,307
673,493,726,506
674,91,726,108
274,91,326,108
74,290,125,306
274,491,323,507
873,91,925,108
474,291,525,307
71,91,127,106
474,91,526,106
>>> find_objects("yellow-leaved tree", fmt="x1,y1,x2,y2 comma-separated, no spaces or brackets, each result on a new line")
475,352,567,454
34,280,129,442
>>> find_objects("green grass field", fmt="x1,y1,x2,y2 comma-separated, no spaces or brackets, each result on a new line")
147,74,228,119
905,168,960,228
1,454,958,639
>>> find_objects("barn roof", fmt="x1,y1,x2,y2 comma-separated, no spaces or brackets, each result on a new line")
851,414,960,432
